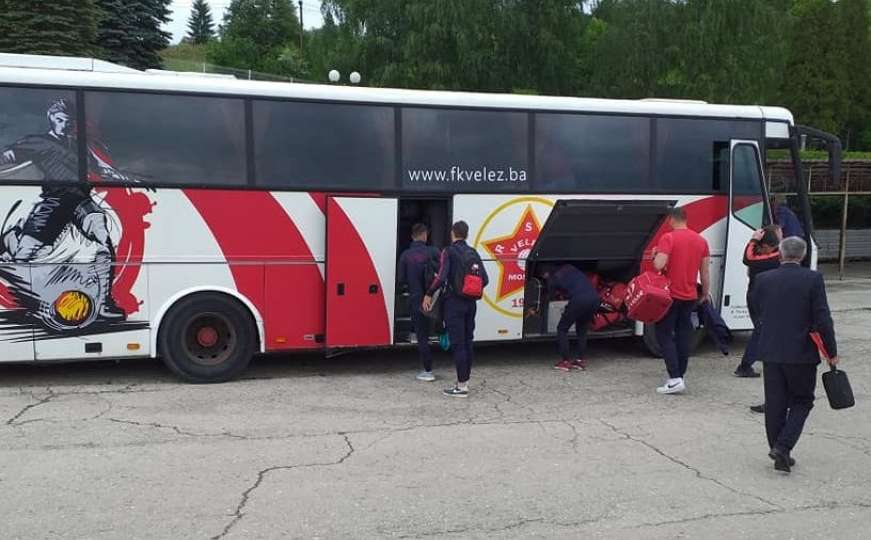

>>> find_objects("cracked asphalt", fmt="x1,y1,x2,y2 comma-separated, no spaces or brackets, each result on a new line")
1,276,869,539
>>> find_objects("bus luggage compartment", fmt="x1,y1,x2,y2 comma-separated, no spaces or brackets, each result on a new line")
523,199,674,338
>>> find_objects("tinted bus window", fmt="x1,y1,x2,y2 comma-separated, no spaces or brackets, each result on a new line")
535,114,650,192
253,100,395,189
655,118,760,193
85,92,247,185
402,108,528,191
0,87,78,182
732,143,766,229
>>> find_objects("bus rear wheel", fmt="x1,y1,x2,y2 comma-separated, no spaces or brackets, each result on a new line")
158,293,256,383
642,322,707,358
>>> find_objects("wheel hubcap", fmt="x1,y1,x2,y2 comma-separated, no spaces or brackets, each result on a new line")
183,313,235,367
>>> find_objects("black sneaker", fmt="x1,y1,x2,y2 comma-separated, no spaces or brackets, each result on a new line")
442,386,468,398
769,446,792,473
734,366,760,378
750,404,765,414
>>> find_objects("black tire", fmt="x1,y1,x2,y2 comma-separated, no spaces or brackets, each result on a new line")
158,293,257,383
642,322,707,358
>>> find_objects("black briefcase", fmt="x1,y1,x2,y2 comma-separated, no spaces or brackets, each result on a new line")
822,366,855,410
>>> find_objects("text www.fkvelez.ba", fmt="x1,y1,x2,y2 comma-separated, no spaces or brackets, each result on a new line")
407,166,528,184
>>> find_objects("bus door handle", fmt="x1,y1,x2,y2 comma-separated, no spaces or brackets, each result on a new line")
337,283,345,296
369,284,379,295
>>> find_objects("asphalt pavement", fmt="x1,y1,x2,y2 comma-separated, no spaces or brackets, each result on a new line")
1,274,869,539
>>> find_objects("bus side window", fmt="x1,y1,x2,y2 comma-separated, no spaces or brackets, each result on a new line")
0,86,79,183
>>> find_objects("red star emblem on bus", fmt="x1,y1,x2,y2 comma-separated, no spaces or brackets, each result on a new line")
482,205,542,301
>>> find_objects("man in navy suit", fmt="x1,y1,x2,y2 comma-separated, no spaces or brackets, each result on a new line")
753,237,839,473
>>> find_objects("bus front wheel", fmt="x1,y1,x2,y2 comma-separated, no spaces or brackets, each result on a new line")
642,322,707,358
158,293,257,383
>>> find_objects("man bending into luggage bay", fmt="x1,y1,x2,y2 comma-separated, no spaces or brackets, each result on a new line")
541,264,600,372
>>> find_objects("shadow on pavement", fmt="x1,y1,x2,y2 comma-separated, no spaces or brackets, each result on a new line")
0,336,653,388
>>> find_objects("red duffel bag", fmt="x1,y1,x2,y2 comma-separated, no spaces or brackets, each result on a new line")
601,282,628,311
625,271,672,323
591,311,623,331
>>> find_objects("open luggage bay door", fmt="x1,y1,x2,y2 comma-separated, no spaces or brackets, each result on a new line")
527,199,674,273
523,199,673,337
720,140,771,330
326,197,398,348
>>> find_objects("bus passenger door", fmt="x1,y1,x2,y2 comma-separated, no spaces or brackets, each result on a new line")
326,197,398,348
720,140,770,329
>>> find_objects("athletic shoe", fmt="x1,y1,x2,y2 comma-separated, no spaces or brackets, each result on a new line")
750,404,765,414
416,371,435,382
442,386,468,398
769,447,792,473
656,378,686,394
571,359,587,371
734,365,761,378
554,360,573,372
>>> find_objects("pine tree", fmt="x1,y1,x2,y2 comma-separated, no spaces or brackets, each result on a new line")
96,0,171,70
187,0,215,45
0,0,98,56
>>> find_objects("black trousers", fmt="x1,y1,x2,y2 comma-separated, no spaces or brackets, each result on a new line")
740,290,761,369
763,362,817,451
410,309,433,372
654,299,696,379
557,296,598,361
444,296,476,383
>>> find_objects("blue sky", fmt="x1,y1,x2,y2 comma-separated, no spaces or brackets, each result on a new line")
167,0,325,44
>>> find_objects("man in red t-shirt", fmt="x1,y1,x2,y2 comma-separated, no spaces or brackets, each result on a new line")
651,207,711,394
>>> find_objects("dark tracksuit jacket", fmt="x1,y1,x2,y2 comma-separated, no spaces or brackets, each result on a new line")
426,240,489,383
739,239,781,368
546,264,600,361
398,240,439,371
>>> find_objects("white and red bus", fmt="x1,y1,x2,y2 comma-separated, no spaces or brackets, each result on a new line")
0,53,837,382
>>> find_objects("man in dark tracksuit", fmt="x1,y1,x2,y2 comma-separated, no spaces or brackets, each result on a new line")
423,221,488,398
735,225,781,378
398,223,440,382
753,236,839,473
543,264,600,372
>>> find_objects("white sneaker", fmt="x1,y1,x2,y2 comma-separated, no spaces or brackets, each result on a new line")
416,371,435,382
656,378,686,394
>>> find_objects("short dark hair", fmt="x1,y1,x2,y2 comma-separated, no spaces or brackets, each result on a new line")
451,220,469,239
760,225,780,248
411,223,428,238
668,207,687,222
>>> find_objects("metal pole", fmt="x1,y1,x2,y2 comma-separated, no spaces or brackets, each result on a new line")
299,1,304,54
838,166,850,280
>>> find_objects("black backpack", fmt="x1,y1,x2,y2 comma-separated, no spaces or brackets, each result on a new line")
423,248,440,290
451,244,485,300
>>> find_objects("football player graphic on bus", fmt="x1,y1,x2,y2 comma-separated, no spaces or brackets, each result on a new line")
0,98,150,333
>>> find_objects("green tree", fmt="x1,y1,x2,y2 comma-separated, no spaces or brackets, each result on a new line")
186,0,215,44
781,0,850,135
97,0,171,70
838,0,871,149
0,0,99,56
207,0,302,75
320,0,585,92
583,0,680,99
674,0,791,104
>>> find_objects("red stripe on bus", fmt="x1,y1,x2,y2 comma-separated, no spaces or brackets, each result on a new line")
641,195,728,272
184,189,324,350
